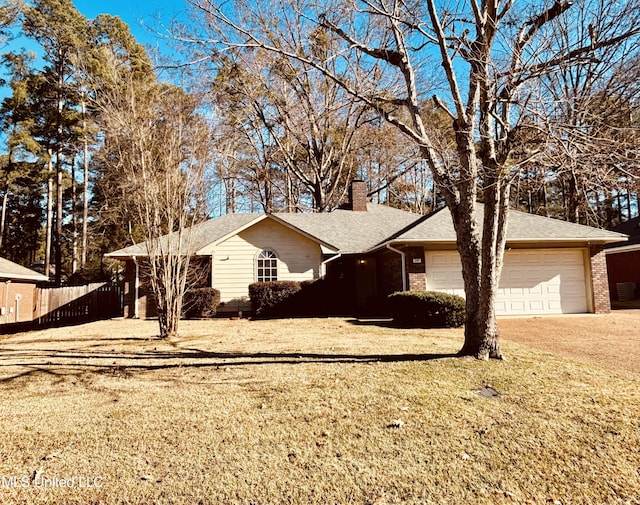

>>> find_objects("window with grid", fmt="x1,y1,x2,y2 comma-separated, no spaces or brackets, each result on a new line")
256,249,278,282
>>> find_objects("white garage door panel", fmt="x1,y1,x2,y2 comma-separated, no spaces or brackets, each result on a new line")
425,249,588,315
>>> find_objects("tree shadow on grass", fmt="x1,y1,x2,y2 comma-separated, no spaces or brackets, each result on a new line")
346,318,465,330
0,341,460,385
346,318,396,328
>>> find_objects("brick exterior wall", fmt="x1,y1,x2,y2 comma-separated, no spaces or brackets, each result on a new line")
123,260,135,318
408,272,426,291
375,246,427,295
590,245,611,313
350,180,368,212
405,246,426,291
0,281,38,323
122,257,209,319
375,249,403,297
122,259,154,319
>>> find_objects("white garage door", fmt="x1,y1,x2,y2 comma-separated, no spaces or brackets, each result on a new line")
425,249,588,315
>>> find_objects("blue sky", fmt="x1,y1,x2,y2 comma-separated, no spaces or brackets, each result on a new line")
71,0,187,48
1,0,187,71
0,0,190,142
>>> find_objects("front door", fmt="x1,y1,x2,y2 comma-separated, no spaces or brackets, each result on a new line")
355,256,377,312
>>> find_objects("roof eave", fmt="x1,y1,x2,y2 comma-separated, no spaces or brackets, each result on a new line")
605,243,640,254
104,252,135,260
105,252,211,260
0,273,49,282
366,238,455,253
506,237,628,245
370,236,627,252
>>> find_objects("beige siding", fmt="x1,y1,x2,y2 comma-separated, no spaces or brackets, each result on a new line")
212,218,322,312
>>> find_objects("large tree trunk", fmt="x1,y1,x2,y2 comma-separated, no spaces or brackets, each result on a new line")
452,183,508,360
565,174,580,223
55,153,63,285
45,153,53,279
81,101,89,271
432,128,508,360
0,190,8,250
472,179,509,360
71,155,78,274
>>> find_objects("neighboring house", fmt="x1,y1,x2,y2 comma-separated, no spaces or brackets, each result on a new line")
605,216,640,301
0,257,49,324
106,181,627,318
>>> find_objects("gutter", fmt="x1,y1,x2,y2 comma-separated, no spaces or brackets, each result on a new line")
132,256,140,319
0,273,48,282
4,280,9,324
386,244,407,292
604,242,639,255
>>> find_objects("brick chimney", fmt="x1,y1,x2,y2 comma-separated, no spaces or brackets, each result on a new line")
350,179,368,211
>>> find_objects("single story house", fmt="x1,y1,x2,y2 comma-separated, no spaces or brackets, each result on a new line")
605,216,640,301
0,257,49,324
106,181,627,318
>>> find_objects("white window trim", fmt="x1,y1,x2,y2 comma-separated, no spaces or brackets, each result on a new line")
255,249,278,282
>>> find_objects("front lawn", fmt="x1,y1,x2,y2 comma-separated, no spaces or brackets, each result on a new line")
0,318,638,504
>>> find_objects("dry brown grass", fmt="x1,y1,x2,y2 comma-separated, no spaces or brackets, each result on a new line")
0,316,639,505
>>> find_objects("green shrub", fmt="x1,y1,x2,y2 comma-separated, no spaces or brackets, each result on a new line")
248,279,346,318
249,281,302,317
388,290,465,328
182,288,221,319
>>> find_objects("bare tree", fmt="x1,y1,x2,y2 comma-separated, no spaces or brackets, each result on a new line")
211,49,374,211
521,11,640,226
182,0,639,358
360,109,452,213
211,58,291,213
212,52,423,213
89,53,213,338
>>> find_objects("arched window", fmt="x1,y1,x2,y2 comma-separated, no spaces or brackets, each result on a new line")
256,249,278,282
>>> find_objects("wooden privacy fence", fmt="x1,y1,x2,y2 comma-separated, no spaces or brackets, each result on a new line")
36,282,123,325
0,283,123,334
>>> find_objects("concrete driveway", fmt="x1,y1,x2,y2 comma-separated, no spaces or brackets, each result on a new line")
498,309,640,378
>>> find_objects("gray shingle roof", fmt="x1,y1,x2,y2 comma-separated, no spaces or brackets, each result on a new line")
105,214,262,258
386,204,628,245
0,257,49,282
274,203,419,253
105,202,626,260
107,204,420,258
